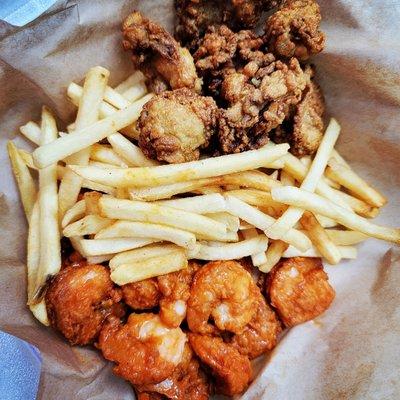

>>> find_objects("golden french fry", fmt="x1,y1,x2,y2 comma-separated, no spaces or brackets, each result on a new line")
69,144,289,188
27,202,40,304
96,220,196,249
191,186,223,195
90,143,128,167
271,186,400,244
192,235,268,261
325,229,369,245
33,93,153,168
157,193,226,214
103,85,131,109
61,200,86,228
86,254,114,264
17,148,36,169
63,215,113,237
242,228,268,266
300,211,341,265
258,240,289,273
84,191,102,215
204,212,240,232
30,300,49,326
59,66,110,221
7,142,37,220
37,107,61,292
315,215,337,228
282,244,357,259
122,81,147,102
110,243,181,269
98,196,228,241
280,170,295,186
266,119,341,240
326,157,387,207
89,161,123,169
19,121,41,145
111,249,188,285
114,71,145,93
225,195,311,251
107,132,158,167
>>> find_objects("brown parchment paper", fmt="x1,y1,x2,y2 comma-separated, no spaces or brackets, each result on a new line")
0,1,399,399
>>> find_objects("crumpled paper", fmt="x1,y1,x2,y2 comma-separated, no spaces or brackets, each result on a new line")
0,1,399,399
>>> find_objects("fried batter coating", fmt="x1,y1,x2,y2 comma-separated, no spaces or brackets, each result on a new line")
264,0,325,61
230,291,281,359
189,333,252,396
99,314,187,386
121,278,161,310
137,393,165,400
138,88,218,163
122,11,201,93
175,0,280,51
137,345,210,399
187,260,259,335
45,264,123,345
266,257,335,327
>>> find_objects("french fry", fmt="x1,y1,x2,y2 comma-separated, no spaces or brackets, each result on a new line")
266,119,341,240
222,170,282,191
59,66,110,221
192,235,268,261
191,186,223,195
69,144,289,188
63,215,113,237
110,243,180,269
280,170,295,186
84,191,102,215
86,254,114,264
107,132,158,167
114,71,145,93
95,220,196,249
61,200,86,228
326,157,387,207
269,170,279,180
225,195,311,251
36,107,61,292
122,81,147,102
30,300,49,326
19,121,41,145
27,202,40,304
89,161,123,169
157,193,227,214
33,93,153,168
72,237,157,256
110,248,187,285
90,143,128,167
325,229,369,245
242,228,268,266
282,244,357,259
300,211,341,264
204,212,240,232
17,148,36,169
98,196,228,241
103,85,131,109
258,240,289,273
316,215,337,228
271,186,400,244
7,142,37,220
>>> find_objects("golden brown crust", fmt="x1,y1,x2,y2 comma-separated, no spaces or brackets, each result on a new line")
138,88,218,163
122,11,201,93
189,333,252,396
266,257,335,327
45,264,123,345
264,0,325,61
121,279,161,310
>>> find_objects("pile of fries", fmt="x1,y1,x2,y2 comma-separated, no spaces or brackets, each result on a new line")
8,66,400,326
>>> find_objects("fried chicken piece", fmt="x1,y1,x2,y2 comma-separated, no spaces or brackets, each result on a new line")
230,291,281,359
45,263,123,345
175,0,280,51
121,278,161,310
264,0,325,61
122,11,201,93
136,345,210,399
138,88,218,163
137,393,165,400
189,333,252,396
266,257,335,327
99,314,187,386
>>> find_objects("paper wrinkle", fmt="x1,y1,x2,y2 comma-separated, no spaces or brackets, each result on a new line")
0,1,399,399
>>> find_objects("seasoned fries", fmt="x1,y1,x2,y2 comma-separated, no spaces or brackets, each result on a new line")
63,215,113,237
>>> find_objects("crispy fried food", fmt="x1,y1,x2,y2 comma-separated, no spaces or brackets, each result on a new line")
121,278,161,310
99,314,187,385
137,393,165,400
122,261,200,328
194,25,323,154
45,263,123,345
266,257,335,327
175,0,280,51
264,0,325,61
138,88,218,163
189,333,252,396
230,291,281,359
137,345,210,399
187,260,259,334
122,11,201,93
